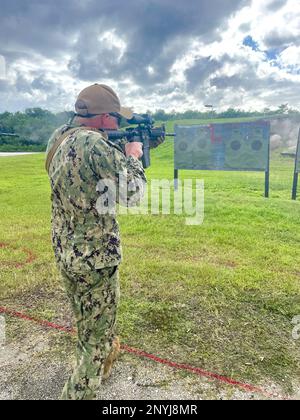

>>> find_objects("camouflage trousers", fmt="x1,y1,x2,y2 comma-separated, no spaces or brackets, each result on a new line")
59,265,120,400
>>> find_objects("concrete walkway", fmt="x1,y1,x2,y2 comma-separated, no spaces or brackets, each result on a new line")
0,152,39,157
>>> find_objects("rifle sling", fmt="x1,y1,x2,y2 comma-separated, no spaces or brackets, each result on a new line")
45,127,104,174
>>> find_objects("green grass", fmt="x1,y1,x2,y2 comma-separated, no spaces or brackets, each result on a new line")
0,121,300,394
0,144,45,152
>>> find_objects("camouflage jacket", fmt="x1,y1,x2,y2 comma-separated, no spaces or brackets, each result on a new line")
47,124,146,273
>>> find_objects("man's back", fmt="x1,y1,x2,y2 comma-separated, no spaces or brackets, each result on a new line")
47,125,145,273
46,84,146,400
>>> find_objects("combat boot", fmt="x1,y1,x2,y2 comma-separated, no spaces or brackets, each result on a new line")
102,336,121,381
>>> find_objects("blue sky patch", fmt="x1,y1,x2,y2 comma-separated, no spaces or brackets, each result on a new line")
243,35,259,51
265,48,283,60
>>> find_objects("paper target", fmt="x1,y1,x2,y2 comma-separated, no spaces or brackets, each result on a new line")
174,121,270,171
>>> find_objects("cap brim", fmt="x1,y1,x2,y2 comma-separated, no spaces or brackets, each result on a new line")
119,106,133,120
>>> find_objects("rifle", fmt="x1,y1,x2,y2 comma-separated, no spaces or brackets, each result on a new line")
106,114,175,168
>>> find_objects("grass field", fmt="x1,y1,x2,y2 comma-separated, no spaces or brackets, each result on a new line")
0,119,300,395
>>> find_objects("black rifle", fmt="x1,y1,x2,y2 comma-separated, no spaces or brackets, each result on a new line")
106,114,175,168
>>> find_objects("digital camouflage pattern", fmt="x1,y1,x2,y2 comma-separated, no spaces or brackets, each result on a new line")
47,124,146,400
60,265,120,400
47,124,146,272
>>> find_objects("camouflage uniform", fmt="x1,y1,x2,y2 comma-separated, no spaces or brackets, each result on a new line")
47,124,146,400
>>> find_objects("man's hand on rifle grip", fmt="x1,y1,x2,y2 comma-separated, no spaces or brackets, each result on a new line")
125,142,143,160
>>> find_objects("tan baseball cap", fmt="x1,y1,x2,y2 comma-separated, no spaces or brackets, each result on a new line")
75,83,133,120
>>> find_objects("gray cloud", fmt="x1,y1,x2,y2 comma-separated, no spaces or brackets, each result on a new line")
239,23,251,32
0,0,299,112
264,30,300,49
266,0,287,12
210,66,300,109
67,0,249,86
0,0,249,87
185,57,228,91
15,75,33,93
0,80,10,93
31,76,56,92
182,46,300,110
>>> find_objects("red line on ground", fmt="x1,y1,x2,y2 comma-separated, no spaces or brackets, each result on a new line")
0,305,289,400
0,243,36,269
0,306,74,334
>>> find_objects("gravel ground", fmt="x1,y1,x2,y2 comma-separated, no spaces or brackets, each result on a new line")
1,319,297,401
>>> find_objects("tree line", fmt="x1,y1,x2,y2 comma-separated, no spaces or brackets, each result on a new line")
0,108,73,152
0,104,299,152
151,104,300,121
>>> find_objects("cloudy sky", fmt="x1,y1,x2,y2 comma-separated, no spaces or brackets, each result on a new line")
0,0,299,113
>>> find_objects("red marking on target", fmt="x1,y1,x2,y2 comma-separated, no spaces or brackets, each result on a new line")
210,125,222,144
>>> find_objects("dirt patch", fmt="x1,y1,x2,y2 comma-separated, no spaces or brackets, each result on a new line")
0,315,298,400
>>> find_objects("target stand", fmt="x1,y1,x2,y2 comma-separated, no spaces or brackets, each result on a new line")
174,121,271,198
292,128,300,200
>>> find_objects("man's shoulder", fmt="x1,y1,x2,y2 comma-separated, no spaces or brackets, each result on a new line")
74,127,108,145
47,125,69,153
47,125,108,153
